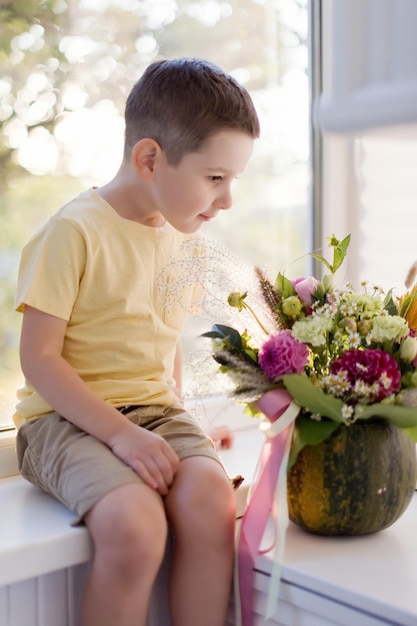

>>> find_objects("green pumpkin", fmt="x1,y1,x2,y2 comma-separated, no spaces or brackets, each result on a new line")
287,419,417,536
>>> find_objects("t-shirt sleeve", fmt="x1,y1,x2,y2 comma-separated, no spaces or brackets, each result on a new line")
15,216,86,321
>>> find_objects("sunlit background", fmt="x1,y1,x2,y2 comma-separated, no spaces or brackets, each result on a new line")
0,0,310,426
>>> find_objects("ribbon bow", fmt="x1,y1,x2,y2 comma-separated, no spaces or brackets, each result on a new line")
234,388,300,626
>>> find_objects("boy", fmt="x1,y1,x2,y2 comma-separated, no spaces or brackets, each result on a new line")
14,57,260,626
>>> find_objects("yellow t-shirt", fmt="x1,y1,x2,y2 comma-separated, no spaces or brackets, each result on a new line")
14,188,201,427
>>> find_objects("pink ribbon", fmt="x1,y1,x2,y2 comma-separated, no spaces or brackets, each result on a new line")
235,388,299,626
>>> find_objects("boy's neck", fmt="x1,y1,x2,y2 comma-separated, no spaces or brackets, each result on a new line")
97,167,166,228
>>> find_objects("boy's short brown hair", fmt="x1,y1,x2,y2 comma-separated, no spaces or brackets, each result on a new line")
124,57,260,164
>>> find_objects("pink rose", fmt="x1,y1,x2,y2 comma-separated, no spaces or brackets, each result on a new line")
292,276,320,307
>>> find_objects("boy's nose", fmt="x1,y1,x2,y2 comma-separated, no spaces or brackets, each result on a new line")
213,186,233,211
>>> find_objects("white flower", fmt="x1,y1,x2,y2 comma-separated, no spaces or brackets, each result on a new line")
342,293,384,318
347,332,361,348
369,315,409,343
342,404,354,420
292,314,333,347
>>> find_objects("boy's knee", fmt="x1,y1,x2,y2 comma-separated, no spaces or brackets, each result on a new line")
168,460,236,536
86,483,168,569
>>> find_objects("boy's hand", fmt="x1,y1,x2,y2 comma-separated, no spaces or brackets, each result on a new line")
109,423,179,496
209,425,234,450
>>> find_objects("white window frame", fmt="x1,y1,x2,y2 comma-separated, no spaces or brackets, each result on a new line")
313,0,417,285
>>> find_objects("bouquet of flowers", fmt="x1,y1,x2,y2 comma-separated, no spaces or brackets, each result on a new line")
202,235,417,626
203,234,417,466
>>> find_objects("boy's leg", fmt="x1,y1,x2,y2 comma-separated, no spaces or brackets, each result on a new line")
17,412,170,626
82,482,167,626
164,456,236,626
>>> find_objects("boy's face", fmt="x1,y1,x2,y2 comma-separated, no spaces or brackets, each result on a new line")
152,129,254,234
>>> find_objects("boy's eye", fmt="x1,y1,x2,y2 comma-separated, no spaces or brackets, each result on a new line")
208,175,223,182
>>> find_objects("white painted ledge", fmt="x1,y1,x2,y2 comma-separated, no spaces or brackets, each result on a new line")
261,493,417,626
0,429,18,479
0,477,91,587
0,427,263,588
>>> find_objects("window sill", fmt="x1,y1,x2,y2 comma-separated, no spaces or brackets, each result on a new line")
0,390,263,587
0,428,18,478
3,462,417,626
0,427,263,587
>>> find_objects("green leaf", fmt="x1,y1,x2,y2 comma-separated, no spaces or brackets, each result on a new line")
282,374,345,422
384,289,399,316
275,272,296,299
243,402,262,417
311,253,332,273
402,425,417,443
201,324,243,350
201,330,225,339
288,414,340,469
243,347,258,362
353,402,417,428
311,234,351,275
332,234,351,273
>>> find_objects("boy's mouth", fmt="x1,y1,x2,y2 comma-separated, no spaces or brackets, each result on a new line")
200,211,218,221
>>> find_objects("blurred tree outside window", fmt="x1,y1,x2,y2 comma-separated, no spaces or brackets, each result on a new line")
0,0,309,427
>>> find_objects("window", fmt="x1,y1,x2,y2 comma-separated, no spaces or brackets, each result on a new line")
3,0,415,476
315,0,417,293
0,0,310,432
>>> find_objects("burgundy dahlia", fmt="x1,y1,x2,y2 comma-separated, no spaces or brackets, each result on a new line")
330,348,401,401
258,330,309,381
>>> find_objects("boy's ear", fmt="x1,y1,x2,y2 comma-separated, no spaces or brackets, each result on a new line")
131,138,162,180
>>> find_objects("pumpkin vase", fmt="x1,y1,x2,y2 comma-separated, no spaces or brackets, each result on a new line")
287,419,417,536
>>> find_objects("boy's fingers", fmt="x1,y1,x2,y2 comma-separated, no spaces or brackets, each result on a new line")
131,453,177,495
130,459,159,491
209,425,234,449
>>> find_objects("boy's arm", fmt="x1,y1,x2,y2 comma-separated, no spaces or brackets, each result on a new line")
20,305,179,495
173,344,183,399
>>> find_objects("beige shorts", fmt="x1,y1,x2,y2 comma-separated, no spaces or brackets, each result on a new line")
16,405,223,525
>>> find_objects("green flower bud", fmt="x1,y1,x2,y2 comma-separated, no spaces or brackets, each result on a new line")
399,388,417,408
357,319,372,336
322,274,333,292
228,292,247,310
282,295,303,319
343,317,357,334
314,282,326,299
400,336,417,363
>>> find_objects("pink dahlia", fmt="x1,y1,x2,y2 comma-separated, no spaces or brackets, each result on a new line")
258,330,309,381
330,348,401,401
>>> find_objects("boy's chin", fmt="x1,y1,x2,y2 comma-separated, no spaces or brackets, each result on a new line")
173,222,203,235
